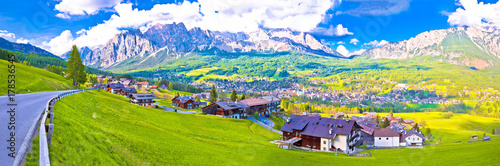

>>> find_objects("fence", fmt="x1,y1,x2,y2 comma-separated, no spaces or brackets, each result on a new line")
39,88,94,166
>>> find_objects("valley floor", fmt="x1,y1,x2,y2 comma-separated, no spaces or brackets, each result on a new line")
49,90,499,165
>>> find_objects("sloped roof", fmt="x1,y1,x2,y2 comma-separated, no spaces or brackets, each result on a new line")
108,83,125,89
215,100,248,110
374,128,399,137
240,97,269,106
262,96,281,102
357,120,376,135
401,129,424,139
131,93,156,99
280,115,360,138
174,96,195,103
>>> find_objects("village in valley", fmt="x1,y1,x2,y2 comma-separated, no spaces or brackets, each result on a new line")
93,74,494,156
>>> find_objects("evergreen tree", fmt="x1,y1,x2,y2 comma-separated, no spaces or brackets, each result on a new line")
210,84,218,104
380,118,390,128
389,110,394,117
230,89,237,101
67,45,86,86
413,123,420,132
426,128,431,136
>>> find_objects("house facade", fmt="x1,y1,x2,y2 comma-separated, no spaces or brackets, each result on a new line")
120,87,138,97
172,96,196,109
401,129,425,146
373,128,400,148
357,120,376,145
280,115,362,154
202,100,248,119
107,83,125,94
240,96,281,117
130,93,156,107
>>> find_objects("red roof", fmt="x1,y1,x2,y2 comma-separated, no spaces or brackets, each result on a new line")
136,82,148,85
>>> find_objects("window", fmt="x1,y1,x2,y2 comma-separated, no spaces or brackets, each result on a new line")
379,138,381,140
323,147,326,150
386,138,389,140
417,138,419,140
324,141,326,144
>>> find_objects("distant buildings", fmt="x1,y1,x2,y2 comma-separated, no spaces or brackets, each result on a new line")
202,95,282,119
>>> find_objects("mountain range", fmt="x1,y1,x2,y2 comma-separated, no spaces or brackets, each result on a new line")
0,37,56,57
64,22,346,70
363,27,500,69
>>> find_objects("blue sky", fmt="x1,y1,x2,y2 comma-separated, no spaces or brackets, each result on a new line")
0,0,498,55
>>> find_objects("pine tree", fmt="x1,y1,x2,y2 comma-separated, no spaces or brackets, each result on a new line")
380,118,390,128
210,84,218,104
230,89,237,101
67,45,86,87
413,123,420,132
389,110,394,117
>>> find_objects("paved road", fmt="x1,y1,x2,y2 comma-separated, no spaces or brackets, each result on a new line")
0,90,71,166
157,105,201,114
258,117,275,128
247,117,283,134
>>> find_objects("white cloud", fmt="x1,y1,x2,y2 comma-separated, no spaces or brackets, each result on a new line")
447,0,500,34
0,30,16,41
16,38,29,44
365,40,389,47
312,24,353,36
350,49,366,56
55,13,71,19
337,0,411,16
46,0,342,54
350,38,360,45
337,41,345,44
42,30,75,55
0,30,32,44
55,0,123,17
336,45,365,57
336,45,349,56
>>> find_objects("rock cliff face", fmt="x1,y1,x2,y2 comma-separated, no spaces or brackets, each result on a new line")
364,27,500,69
72,22,344,69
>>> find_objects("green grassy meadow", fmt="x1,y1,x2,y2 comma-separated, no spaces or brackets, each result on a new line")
50,90,500,165
0,59,77,95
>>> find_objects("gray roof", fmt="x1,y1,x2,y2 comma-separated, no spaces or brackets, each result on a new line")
374,128,399,137
131,93,156,100
215,100,248,110
108,83,125,89
122,88,137,93
401,129,424,139
262,96,281,102
175,96,195,103
281,115,360,138
357,120,376,135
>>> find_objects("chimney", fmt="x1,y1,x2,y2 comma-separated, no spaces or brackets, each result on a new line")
236,99,238,104
329,129,332,135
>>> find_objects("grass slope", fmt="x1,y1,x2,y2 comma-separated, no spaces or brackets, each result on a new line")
51,90,500,165
0,59,75,95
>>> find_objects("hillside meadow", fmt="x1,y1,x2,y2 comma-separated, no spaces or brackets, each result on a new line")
0,59,76,95
50,90,500,165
